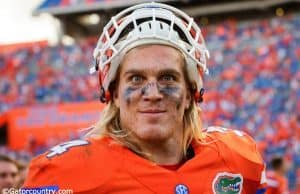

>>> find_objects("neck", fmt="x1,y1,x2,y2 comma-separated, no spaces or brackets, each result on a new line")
136,137,184,165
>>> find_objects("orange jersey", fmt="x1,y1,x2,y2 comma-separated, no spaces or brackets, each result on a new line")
24,126,266,194
266,170,289,194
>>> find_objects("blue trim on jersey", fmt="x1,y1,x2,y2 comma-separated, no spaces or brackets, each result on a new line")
256,188,266,194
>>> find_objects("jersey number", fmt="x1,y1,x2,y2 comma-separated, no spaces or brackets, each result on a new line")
46,139,89,158
206,126,244,137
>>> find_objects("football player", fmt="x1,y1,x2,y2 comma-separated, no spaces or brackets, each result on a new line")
24,2,266,193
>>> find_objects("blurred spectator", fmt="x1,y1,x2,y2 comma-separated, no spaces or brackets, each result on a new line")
266,156,291,194
0,155,19,191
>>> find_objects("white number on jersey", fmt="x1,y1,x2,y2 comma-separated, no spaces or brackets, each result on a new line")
206,126,244,137
46,139,89,158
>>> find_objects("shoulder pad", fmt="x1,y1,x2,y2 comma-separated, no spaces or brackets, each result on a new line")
23,137,122,192
204,126,265,181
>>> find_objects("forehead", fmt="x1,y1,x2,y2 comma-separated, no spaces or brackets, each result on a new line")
120,44,184,74
0,161,18,172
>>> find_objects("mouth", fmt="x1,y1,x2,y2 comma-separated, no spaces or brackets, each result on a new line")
138,109,167,114
139,110,166,114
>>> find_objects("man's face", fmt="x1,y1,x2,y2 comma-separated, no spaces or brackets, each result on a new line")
0,161,18,190
114,45,191,143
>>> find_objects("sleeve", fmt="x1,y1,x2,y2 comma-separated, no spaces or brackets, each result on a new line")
23,156,48,187
206,126,267,192
23,140,87,188
23,138,121,193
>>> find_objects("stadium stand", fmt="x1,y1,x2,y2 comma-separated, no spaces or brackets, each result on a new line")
34,0,177,15
0,12,299,192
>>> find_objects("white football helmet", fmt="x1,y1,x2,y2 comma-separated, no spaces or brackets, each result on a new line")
91,2,210,102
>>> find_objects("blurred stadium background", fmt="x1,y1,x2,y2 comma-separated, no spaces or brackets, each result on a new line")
0,0,299,192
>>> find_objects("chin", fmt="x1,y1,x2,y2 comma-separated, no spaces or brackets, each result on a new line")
134,125,171,142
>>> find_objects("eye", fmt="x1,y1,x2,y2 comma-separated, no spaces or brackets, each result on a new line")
130,75,144,83
161,74,176,82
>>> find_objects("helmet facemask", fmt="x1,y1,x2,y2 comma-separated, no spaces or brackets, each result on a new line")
91,2,209,103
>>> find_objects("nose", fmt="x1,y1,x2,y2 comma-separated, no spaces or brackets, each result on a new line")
141,82,163,101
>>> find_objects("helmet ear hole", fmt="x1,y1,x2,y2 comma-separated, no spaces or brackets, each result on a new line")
194,88,204,103
100,87,111,103
105,91,111,102
99,87,106,103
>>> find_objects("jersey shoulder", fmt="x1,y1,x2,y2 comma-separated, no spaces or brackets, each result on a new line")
203,126,262,163
203,126,265,182
23,137,123,192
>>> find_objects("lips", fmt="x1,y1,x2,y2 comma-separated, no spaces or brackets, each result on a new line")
139,110,166,114
138,110,166,120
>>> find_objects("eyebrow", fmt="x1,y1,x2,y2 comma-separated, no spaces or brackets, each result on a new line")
158,69,182,77
124,69,145,76
123,68,182,77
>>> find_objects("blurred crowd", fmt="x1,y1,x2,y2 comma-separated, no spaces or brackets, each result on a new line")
0,13,299,191
202,14,300,191
38,0,114,9
0,38,98,111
